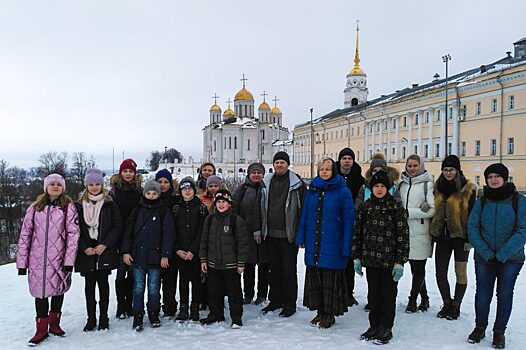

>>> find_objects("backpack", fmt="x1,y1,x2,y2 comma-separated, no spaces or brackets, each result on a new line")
480,192,519,230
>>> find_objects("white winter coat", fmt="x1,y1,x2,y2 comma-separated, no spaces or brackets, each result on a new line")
398,171,435,260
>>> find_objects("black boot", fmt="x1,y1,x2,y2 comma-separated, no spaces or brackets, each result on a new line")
437,299,453,318
262,303,281,314
279,306,296,318
189,304,200,322
148,311,161,327
348,295,359,307
492,332,505,349
468,327,486,344
231,316,243,329
200,314,225,325
405,297,417,313
446,303,461,320
175,304,189,321
132,313,144,332
98,316,109,331
418,297,430,312
83,318,97,332
360,325,380,341
373,326,393,345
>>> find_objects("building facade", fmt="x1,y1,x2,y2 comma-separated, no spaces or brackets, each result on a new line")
293,36,526,190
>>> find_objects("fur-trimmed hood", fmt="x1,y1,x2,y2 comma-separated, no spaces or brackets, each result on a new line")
364,165,400,186
110,173,143,189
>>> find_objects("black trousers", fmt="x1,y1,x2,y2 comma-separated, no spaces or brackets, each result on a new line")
267,237,298,309
207,267,242,320
345,260,356,295
84,270,111,319
35,294,64,318
243,262,269,299
435,238,469,305
366,267,398,329
408,259,428,300
161,258,178,315
176,256,201,305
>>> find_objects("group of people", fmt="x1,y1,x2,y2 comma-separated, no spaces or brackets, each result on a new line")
16,149,525,349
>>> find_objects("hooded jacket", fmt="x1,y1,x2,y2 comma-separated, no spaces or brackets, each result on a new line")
355,164,400,207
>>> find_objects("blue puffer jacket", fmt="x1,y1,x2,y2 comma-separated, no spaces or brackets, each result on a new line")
468,192,526,263
296,175,354,269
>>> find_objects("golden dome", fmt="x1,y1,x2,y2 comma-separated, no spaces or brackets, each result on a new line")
223,108,235,117
347,20,365,77
210,103,221,111
271,106,282,114
259,101,270,110
347,66,365,76
234,87,254,101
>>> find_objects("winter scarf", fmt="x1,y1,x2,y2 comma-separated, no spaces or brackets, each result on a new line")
483,182,516,202
82,193,104,239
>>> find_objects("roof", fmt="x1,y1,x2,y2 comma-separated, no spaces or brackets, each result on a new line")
514,37,526,45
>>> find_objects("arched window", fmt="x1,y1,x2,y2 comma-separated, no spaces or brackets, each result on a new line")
351,98,358,106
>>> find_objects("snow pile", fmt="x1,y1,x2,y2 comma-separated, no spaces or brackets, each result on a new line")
2,251,525,349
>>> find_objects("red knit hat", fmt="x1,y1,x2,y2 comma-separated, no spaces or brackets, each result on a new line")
119,158,137,174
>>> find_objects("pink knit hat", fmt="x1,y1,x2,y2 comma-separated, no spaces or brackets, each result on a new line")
44,173,66,192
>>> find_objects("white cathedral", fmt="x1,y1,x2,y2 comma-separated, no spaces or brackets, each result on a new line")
344,22,368,107
202,76,291,174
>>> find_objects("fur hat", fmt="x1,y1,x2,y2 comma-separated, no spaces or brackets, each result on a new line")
273,151,290,165
143,180,161,196
214,189,232,205
84,168,104,186
484,163,509,182
119,158,137,174
369,170,391,190
206,175,222,188
155,169,173,184
441,155,461,171
369,153,388,173
44,173,66,192
338,148,356,162
248,162,265,175
179,176,196,193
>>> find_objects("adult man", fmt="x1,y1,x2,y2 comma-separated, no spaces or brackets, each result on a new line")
258,151,305,317
335,147,364,306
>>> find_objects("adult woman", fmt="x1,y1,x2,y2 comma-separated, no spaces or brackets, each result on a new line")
429,155,477,320
467,163,526,349
397,155,435,313
197,162,217,196
296,158,354,328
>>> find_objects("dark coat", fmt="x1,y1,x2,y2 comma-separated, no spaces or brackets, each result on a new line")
199,209,250,270
121,198,175,269
352,193,410,269
296,175,354,269
336,161,364,204
109,173,143,222
173,196,208,256
232,177,268,264
75,197,122,274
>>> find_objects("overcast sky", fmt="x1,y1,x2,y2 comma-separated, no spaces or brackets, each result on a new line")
1,0,525,171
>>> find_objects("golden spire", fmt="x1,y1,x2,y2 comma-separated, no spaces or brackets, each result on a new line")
348,20,365,76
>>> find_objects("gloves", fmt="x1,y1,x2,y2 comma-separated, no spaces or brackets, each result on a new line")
18,268,27,275
353,259,363,277
62,266,73,273
420,202,432,212
392,264,404,282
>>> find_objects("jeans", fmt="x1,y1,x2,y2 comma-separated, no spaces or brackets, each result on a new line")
132,267,161,313
474,261,523,333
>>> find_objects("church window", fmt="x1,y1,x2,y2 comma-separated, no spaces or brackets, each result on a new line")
245,105,248,117
229,137,232,149
247,139,251,151
261,130,265,140
214,140,216,152
351,98,358,106
224,137,226,149
234,137,237,149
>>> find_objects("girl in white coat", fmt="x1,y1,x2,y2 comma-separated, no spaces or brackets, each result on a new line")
397,155,435,313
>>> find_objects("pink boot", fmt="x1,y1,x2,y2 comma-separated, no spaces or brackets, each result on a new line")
48,311,65,336
28,317,49,345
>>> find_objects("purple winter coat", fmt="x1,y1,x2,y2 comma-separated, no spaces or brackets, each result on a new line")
16,202,80,298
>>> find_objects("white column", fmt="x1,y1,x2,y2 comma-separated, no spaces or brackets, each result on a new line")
379,118,384,155
418,110,423,156
428,109,434,161
407,113,413,157
394,115,399,161
452,105,459,156
364,122,369,161
386,116,391,162
371,121,376,155
439,106,446,158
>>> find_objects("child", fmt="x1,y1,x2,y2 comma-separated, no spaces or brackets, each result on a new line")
199,189,250,328
75,169,122,331
200,175,222,213
109,158,143,319
121,180,175,331
173,177,208,321
352,171,409,345
17,174,80,345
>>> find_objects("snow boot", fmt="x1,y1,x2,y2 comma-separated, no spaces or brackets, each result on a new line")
279,307,296,318
28,317,49,346
446,303,461,320
364,303,371,312
175,303,189,321
405,297,418,313
310,311,323,327
468,327,486,344
98,316,109,331
83,318,97,332
318,314,335,329
254,297,266,305
437,299,453,318
200,314,225,325
132,313,144,331
418,297,430,312
231,317,243,329
373,326,393,345
243,297,252,305
189,303,200,322
261,303,281,314
148,311,161,327
48,311,65,336
360,325,380,341
492,332,505,349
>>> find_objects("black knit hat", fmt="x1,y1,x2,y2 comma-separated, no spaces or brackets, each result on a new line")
338,148,355,162
441,155,461,171
369,170,391,190
484,163,509,182
214,189,232,205
273,151,290,165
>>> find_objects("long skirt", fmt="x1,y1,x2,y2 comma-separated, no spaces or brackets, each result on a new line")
303,266,349,316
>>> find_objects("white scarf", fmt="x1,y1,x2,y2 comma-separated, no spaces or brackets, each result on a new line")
82,193,105,239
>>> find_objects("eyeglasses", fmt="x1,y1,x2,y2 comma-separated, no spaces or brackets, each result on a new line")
442,168,457,174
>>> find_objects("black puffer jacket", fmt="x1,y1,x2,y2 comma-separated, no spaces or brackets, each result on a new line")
173,196,208,255
336,161,364,204
109,173,143,222
199,209,250,270
352,193,410,269
75,197,122,274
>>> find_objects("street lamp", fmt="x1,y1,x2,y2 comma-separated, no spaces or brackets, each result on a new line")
310,108,314,179
442,54,451,156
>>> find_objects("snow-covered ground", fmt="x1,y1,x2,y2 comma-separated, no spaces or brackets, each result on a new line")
2,251,525,349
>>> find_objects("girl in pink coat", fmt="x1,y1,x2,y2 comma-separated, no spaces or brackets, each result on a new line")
16,174,80,346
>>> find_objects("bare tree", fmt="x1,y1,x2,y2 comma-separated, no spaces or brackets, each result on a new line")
147,151,162,171
36,151,68,178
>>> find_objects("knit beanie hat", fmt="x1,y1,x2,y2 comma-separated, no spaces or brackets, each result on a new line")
84,168,104,186
369,153,388,173
143,180,161,196
119,158,137,174
44,173,66,192
248,162,265,175
338,148,356,162
214,189,232,205
441,155,461,171
273,151,290,165
206,175,222,188
179,176,196,194
369,170,391,189
484,163,509,182
155,169,173,184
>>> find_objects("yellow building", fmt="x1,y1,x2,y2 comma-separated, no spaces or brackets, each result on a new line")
293,35,526,190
